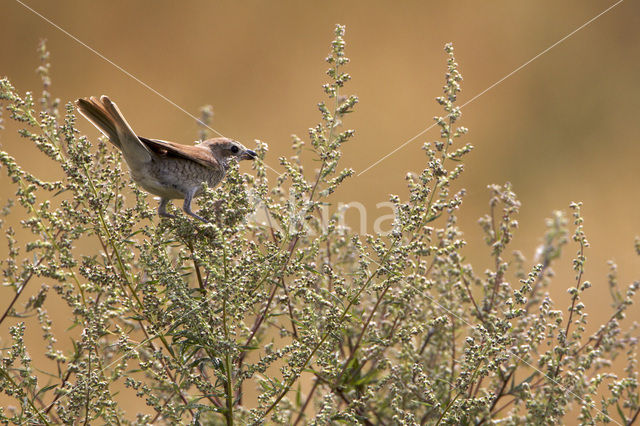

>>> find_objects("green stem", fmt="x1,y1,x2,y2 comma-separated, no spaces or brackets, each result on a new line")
0,367,51,425
435,344,488,426
222,243,234,426
260,238,398,419
74,134,197,419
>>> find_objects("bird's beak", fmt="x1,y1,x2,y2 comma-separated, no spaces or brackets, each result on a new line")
242,149,257,160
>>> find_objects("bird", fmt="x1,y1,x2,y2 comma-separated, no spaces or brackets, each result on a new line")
75,96,256,222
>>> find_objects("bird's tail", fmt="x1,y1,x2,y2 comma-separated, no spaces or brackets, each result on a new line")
75,96,123,149
75,96,151,165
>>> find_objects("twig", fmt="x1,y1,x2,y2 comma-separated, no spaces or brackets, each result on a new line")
627,406,640,425
292,378,320,426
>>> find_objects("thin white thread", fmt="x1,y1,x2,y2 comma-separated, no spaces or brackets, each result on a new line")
15,0,286,177
14,0,227,139
17,0,624,420
357,0,625,177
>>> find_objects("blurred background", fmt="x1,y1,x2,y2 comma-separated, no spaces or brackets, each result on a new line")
1,0,639,422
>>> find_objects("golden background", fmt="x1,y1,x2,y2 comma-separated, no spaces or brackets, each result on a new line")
1,0,639,422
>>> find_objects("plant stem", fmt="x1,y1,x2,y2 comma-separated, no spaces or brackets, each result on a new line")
292,377,320,426
0,368,51,425
260,239,398,420
222,243,234,426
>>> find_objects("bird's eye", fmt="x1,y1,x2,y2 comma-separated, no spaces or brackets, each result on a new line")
230,145,239,154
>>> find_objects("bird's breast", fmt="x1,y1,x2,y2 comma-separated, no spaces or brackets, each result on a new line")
130,158,224,199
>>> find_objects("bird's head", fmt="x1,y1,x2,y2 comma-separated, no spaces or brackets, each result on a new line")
202,137,257,167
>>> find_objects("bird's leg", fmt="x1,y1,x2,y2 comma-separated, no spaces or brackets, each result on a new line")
158,198,176,219
183,189,208,223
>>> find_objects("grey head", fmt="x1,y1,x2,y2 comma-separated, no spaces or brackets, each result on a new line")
201,137,257,169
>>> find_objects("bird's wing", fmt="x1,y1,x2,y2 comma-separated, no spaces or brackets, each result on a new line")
138,137,220,169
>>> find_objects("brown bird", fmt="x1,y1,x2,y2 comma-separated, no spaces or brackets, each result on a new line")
75,96,256,222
